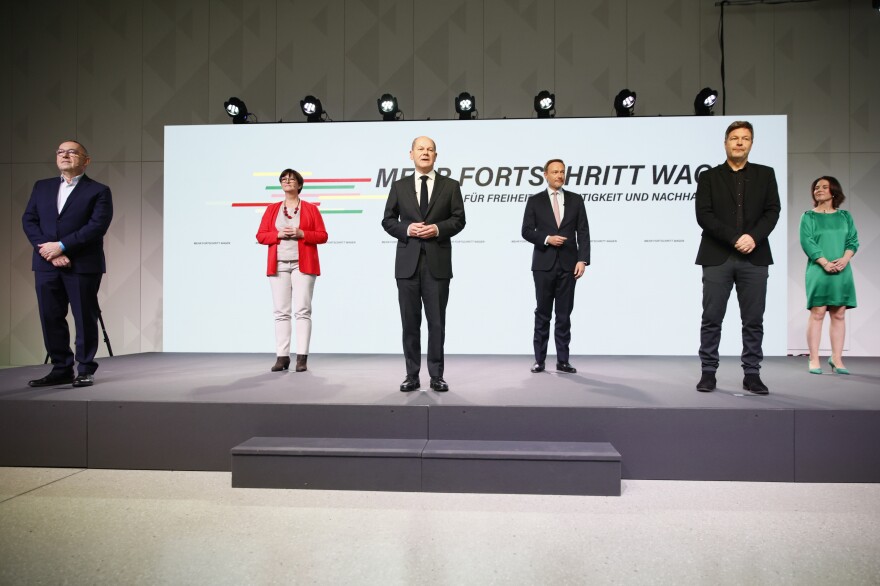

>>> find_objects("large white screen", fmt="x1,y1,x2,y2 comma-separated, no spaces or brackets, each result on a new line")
164,116,787,356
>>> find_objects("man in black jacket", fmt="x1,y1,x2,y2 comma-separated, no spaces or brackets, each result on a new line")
695,121,780,395
382,136,466,393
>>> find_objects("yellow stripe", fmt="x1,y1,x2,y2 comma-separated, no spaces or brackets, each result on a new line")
252,171,313,177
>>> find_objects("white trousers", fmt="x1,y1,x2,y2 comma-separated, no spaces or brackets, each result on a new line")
269,260,316,356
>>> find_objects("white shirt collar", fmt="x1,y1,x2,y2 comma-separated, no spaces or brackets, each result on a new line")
60,173,84,187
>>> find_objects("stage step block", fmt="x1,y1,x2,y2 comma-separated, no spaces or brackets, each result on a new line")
231,437,620,496
422,440,621,496
231,437,426,491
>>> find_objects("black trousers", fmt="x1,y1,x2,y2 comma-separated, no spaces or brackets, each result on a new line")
532,260,576,364
396,251,449,378
699,256,768,374
35,271,103,375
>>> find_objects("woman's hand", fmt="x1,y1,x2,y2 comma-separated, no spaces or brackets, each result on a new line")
827,257,849,272
278,226,297,240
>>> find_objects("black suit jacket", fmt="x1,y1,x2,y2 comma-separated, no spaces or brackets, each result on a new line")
694,162,780,267
521,188,590,271
22,174,114,273
382,172,466,279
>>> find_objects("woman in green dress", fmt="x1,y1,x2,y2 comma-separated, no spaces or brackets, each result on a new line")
799,176,859,374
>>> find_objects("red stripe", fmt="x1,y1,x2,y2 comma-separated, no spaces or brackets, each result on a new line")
231,202,321,207
307,178,372,183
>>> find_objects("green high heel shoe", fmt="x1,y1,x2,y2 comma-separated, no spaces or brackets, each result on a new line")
808,360,822,375
828,357,850,375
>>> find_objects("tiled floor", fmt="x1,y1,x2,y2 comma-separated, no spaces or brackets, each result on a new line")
1,467,879,585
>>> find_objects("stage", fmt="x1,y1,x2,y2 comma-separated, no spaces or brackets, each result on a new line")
1,353,879,483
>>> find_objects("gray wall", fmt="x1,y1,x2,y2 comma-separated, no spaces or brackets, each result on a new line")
2,0,878,365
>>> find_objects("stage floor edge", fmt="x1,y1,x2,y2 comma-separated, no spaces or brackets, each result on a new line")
1,353,878,483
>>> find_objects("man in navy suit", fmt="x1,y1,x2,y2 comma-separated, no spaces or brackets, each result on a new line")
382,136,466,392
522,159,590,374
22,140,113,388
695,121,780,395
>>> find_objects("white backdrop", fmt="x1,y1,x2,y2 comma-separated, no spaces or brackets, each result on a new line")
164,116,787,356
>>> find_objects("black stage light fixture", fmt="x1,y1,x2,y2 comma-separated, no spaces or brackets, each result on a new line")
300,95,324,122
224,97,250,124
613,89,636,117
377,93,400,121
455,92,476,120
533,90,556,118
694,87,718,116
874,0,879,11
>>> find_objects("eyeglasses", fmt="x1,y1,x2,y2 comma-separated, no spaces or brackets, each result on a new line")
280,177,299,183
56,149,84,157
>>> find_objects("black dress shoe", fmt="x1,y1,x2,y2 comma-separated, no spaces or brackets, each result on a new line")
399,376,420,392
430,377,449,392
556,362,577,374
696,372,716,392
743,374,769,395
531,362,545,373
72,374,94,387
28,371,75,387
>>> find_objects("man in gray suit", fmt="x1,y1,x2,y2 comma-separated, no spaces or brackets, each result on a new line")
382,136,466,392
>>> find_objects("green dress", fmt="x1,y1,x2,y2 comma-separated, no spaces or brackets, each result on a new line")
799,209,859,309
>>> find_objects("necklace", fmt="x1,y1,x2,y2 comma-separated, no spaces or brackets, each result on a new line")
282,200,300,218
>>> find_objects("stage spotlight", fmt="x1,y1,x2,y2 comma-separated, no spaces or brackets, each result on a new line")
874,0,879,11
694,87,718,116
377,93,400,121
300,95,324,122
533,90,556,118
455,92,476,120
613,89,636,117
224,97,251,124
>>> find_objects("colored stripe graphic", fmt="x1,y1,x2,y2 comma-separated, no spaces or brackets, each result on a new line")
306,178,371,183
235,174,376,214
252,171,313,177
231,202,321,207
265,185,358,190
318,195,387,200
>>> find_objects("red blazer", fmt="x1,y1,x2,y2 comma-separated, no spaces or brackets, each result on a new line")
256,200,328,276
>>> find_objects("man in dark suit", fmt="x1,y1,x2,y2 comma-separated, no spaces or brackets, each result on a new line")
695,121,780,395
521,159,590,374
22,140,113,388
382,136,466,392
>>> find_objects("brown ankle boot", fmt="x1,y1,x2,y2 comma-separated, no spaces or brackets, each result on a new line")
271,356,290,372
295,354,308,372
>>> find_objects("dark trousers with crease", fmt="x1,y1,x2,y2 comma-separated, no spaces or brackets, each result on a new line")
533,259,575,364
35,270,103,375
699,255,768,375
397,251,449,378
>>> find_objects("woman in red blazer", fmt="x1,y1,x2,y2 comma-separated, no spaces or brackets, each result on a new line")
256,169,328,372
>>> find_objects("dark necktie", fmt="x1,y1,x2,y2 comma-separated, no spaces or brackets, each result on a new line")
419,175,429,218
